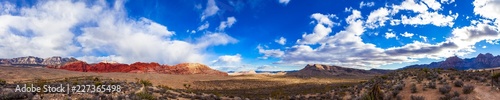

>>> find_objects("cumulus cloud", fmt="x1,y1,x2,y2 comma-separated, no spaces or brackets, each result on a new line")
473,0,500,26
210,54,245,71
262,7,500,69
400,12,457,27
297,13,337,44
365,7,390,28
401,32,415,38
359,1,375,8
217,16,237,31
392,0,431,13
279,0,290,5
275,37,287,45
257,45,284,59
0,0,238,65
201,0,219,21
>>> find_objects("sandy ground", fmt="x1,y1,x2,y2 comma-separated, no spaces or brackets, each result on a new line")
397,75,500,100
0,66,364,89
0,66,230,89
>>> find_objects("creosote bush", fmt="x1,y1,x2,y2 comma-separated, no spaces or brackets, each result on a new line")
454,80,463,87
462,84,475,94
411,83,417,93
439,85,451,94
428,82,436,89
410,95,425,100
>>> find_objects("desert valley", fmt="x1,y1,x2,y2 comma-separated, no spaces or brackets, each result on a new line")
0,53,499,100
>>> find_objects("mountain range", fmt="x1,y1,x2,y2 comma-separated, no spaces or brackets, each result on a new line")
0,56,227,76
404,53,500,70
286,64,392,77
0,56,77,67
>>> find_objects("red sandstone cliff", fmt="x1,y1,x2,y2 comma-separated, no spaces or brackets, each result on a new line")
57,61,227,76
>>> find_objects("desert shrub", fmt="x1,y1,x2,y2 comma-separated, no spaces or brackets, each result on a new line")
410,95,425,100
439,93,454,100
140,79,153,86
136,92,155,100
361,84,384,100
428,82,436,89
0,78,6,86
439,79,447,84
454,80,463,87
393,84,403,91
439,85,452,94
391,89,400,97
452,91,460,97
411,84,417,93
462,85,475,94
450,76,456,80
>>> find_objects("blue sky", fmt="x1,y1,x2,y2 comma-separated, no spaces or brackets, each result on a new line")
0,0,499,71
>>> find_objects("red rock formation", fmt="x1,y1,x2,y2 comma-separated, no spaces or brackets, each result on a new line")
56,61,227,76
59,61,91,72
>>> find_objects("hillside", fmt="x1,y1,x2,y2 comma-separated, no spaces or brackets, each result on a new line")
404,53,500,70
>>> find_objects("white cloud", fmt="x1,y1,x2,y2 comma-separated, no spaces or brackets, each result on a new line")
366,7,390,28
257,45,284,59
195,32,238,48
401,32,415,38
422,0,442,10
279,0,290,5
275,37,287,45
360,1,375,8
392,0,430,13
419,35,428,42
211,54,245,71
197,21,210,31
256,65,278,71
0,1,238,65
266,9,500,69
473,0,500,25
212,54,242,64
440,0,455,4
201,0,219,21
217,16,237,31
297,13,336,44
385,32,397,39
400,12,457,27
482,46,487,48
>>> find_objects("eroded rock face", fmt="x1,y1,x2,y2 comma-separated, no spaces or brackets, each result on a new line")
57,61,228,76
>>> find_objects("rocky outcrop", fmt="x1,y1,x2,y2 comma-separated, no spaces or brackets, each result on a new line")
404,53,500,70
286,64,390,77
58,61,228,76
